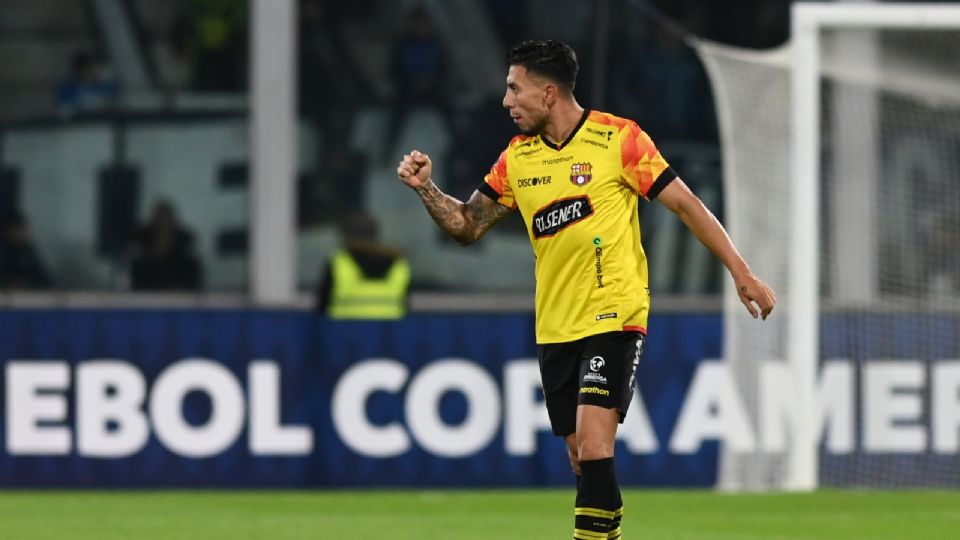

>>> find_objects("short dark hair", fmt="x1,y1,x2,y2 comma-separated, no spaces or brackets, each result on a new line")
507,40,579,92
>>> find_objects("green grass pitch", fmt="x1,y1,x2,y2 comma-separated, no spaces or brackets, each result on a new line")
1,489,957,539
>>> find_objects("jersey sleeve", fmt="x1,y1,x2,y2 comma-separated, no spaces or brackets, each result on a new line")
619,121,677,199
477,149,517,209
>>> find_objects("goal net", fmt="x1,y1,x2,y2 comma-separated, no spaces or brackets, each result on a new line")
696,4,960,490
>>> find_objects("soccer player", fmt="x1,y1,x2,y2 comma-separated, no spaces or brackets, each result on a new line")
397,39,775,540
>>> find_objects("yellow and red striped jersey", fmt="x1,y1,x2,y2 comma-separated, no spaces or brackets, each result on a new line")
480,110,676,343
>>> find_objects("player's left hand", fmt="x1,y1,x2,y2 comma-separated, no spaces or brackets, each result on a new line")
734,273,776,320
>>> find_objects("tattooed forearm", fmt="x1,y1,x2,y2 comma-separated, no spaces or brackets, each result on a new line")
414,180,510,245
464,190,512,238
415,180,471,242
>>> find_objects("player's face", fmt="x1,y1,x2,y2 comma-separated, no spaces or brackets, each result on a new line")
503,65,549,136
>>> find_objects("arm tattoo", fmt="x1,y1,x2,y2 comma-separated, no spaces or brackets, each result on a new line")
414,180,511,245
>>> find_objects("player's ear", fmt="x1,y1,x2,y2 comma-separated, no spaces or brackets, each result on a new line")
542,83,557,107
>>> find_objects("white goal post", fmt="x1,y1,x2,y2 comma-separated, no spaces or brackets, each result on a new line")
791,2,960,492
698,3,960,491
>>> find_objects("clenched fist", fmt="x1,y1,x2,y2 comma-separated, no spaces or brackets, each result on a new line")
397,150,432,189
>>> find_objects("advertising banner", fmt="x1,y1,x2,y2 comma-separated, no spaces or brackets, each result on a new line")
0,310,721,487
4,310,956,488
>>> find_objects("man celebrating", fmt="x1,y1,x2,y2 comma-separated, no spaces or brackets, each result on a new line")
397,39,775,540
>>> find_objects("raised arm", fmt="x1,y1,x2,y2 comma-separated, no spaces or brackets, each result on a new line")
397,150,512,245
657,178,776,319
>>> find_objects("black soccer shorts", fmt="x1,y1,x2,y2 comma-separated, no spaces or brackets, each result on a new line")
537,330,645,437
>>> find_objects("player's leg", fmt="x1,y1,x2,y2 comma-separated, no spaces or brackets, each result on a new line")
538,340,583,479
539,338,594,537
574,405,620,540
576,404,618,460
573,331,644,540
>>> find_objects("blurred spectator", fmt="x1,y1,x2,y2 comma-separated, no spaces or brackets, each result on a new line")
0,212,52,290
174,0,248,91
299,0,371,127
55,52,119,117
316,213,410,319
298,0,370,223
130,201,203,291
444,97,516,201
610,22,714,142
383,6,458,163
153,26,192,95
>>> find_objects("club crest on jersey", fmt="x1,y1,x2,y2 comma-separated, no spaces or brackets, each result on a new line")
570,162,593,186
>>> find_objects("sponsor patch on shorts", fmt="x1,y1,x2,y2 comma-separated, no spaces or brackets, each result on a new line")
583,372,608,384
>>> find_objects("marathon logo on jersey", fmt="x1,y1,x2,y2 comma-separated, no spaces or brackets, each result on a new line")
532,196,594,238
542,155,574,166
516,176,552,188
570,162,593,186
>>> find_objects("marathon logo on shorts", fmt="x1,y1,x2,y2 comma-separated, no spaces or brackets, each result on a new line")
532,196,594,238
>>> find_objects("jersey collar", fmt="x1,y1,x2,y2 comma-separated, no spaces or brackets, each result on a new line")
541,109,590,151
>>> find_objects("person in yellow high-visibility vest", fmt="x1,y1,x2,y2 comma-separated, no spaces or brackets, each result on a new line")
316,214,410,319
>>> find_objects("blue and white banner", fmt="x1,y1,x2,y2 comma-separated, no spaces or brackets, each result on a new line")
1,310,958,488
0,310,720,487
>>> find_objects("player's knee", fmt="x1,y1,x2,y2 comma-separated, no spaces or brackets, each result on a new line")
577,438,614,462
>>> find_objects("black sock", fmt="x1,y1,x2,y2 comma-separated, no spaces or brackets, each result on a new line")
608,488,623,539
574,458,622,539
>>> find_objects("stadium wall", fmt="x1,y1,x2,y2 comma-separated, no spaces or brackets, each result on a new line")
1,309,957,488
